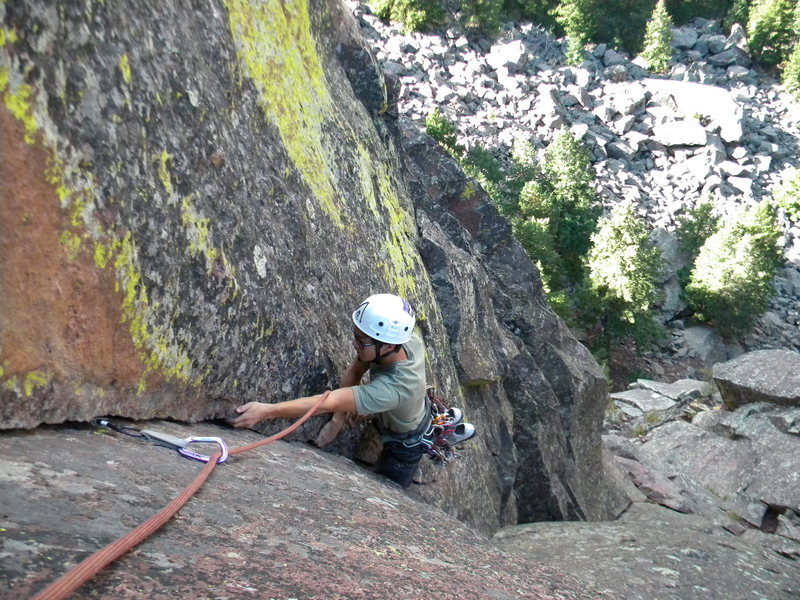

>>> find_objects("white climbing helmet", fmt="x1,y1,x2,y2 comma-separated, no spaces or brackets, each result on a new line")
352,293,416,345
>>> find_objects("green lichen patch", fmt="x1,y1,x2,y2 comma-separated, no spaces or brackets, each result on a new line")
0,370,51,397
119,53,131,85
93,241,111,269
463,181,476,200
0,27,18,46
357,143,381,219
375,163,422,303
180,195,239,294
23,371,50,396
1,71,38,144
59,230,83,260
113,232,197,389
224,0,344,228
158,150,173,195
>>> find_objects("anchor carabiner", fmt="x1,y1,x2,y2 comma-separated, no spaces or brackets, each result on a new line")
178,437,229,464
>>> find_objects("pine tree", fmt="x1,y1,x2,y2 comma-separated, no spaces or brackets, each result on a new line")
747,0,797,67
587,202,663,335
640,0,674,73
554,0,595,66
783,40,800,100
773,167,800,222
374,0,445,33
461,0,504,33
724,0,752,30
686,202,783,337
425,108,463,157
541,130,602,279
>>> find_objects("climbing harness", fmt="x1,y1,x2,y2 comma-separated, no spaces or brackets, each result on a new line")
91,419,229,464
32,392,329,600
412,387,478,467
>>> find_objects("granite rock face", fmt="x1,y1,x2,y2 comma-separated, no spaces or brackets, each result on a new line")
713,349,800,409
494,502,800,600
0,422,602,600
0,0,622,533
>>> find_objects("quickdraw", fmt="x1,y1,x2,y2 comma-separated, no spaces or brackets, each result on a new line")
91,419,229,464
418,387,477,467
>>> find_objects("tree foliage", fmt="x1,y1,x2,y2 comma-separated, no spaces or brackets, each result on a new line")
724,0,751,29
587,202,663,340
773,168,800,222
425,108,463,158
641,0,674,72
505,0,560,29
685,202,784,337
373,0,445,32
666,0,733,24
676,200,720,285
462,0,505,33
479,132,601,290
747,0,799,67
553,0,596,65
783,40,800,99
542,130,602,279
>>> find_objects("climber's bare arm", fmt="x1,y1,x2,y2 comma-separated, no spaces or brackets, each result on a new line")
314,358,371,446
231,387,357,429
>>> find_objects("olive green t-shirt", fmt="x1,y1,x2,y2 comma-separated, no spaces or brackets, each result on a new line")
353,333,427,435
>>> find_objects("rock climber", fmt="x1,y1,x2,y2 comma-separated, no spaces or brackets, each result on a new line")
231,293,431,487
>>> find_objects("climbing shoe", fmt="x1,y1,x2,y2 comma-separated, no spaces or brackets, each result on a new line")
442,422,476,445
446,407,463,426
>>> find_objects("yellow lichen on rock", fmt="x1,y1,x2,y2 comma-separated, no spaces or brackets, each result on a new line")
1,65,199,392
113,232,196,389
180,195,239,293
158,150,173,195
224,0,344,227
1,67,38,144
357,143,381,219
119,53,131,86
375,163,423,305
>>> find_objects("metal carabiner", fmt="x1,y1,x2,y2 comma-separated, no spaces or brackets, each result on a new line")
178,437,229,464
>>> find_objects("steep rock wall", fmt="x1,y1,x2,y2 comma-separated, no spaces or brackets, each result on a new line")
0,0,625,531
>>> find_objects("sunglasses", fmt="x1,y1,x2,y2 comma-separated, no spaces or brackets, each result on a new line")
353,329,376,349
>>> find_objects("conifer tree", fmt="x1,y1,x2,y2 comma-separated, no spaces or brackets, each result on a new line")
686,202,783,337
374,0,444,33
554,0,595,66
724,0,752,30
541,130,602,279
784,40,800,100
641,0,674,73
461,0,504,33
587,201,663,339
747,0,797,67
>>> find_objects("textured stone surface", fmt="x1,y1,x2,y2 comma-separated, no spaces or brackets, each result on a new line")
609,388,677,414
0,422,603,600
644,406,800,517
398,121,629,525
494,502,800,600
0,0,624,533
713,349,800,409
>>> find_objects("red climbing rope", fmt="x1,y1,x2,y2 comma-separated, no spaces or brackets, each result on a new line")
30,391,330,600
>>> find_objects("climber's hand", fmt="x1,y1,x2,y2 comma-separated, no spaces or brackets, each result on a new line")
230,402,273,428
